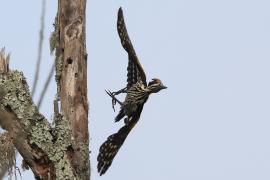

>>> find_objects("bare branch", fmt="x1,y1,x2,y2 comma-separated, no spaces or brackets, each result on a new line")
31,0,46,98
37,62,55,109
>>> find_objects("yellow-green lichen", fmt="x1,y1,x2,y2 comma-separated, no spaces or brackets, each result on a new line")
50,15,59,55
0,71,53,148
76,141,90,177
50,14,63,99
55,54,63,97
50,31,57,55
50,113,76,179
0,71,76,178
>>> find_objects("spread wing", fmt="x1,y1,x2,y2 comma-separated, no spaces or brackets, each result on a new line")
97,104,144,175
117,7,147,89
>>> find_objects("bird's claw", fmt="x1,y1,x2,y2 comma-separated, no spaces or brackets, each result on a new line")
105,90,116,112
110,91,118,96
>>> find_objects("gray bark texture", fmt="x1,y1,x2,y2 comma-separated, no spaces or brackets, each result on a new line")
0,0,90,179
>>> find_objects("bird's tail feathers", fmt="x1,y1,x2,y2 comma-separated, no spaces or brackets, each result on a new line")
97,119,136,175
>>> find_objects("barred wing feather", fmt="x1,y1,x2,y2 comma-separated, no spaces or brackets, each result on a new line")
117,7,147,89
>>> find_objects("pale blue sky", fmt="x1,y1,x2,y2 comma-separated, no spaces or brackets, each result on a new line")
1,0,270,180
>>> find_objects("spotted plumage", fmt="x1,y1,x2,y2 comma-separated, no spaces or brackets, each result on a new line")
97,7,167,176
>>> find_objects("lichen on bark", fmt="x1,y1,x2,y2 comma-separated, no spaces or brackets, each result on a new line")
0,70,77,179
0,0,90,178
50,13,63,99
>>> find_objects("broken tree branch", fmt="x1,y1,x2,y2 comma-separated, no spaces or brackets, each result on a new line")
0,49,77,179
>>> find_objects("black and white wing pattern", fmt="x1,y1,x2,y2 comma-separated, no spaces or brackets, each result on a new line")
97,104,144,175
117,7,147,89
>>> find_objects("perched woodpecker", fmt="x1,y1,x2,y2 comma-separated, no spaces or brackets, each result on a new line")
97,7,167,175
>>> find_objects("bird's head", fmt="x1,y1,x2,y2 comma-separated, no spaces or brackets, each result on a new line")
147,78,167,93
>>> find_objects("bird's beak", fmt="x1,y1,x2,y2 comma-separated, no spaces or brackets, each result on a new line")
161,85,167,89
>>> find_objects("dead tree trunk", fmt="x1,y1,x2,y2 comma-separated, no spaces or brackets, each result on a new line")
57,0,90,178
0,0,90,179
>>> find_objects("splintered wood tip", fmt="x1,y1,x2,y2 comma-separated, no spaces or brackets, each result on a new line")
0,48,10,73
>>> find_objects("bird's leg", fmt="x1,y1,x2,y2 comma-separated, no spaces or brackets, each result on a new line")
124,117,129,125
108,87,127,111
112,87,127,96
105,90,123,111
105,90,123,105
